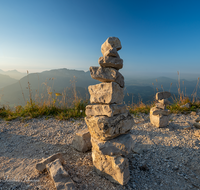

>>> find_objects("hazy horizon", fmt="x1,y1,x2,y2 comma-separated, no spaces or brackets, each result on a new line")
0,67,200,81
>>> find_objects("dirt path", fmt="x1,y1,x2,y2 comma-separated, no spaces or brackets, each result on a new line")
0,113,200,190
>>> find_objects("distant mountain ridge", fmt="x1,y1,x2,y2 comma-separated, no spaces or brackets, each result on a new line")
0,68,199,107
0,68,98,107
0,74,18,89
0,69,26,80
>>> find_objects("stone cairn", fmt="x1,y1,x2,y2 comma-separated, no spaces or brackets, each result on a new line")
150,91,171,127
85,37,134,185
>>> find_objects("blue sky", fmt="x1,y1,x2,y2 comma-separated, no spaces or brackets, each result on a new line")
0,0,200,76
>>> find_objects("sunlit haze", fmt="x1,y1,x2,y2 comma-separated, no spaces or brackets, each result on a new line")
1,0,200,76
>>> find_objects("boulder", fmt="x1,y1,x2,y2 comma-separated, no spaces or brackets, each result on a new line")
150,107,170,116
36,153,65,172
150,114,170,128
101,37,122,57
85,112,134,141
89,66,124,88
85,104,127,117
72,128,92,152
46,159,75,190
92,150,130,185
156,91,171,100
98,56,123,70
91,134,134,156
88,82,123,104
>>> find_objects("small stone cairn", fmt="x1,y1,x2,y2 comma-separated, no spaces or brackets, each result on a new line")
85,37,134,185
193,116,200,129
150,91,171,127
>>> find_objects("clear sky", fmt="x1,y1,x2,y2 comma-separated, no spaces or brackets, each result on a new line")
0,0,200,76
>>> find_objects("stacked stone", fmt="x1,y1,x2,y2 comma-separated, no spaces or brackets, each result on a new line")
85,37,134,185
150,91,171,128
193,117,200,129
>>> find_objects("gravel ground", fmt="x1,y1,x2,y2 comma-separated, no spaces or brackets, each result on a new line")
0,113,200,190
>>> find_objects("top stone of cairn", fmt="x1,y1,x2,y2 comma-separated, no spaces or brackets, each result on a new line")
156,91,171,100
101,37,122,57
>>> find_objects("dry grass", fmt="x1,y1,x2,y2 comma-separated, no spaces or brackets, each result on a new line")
0,71,200,121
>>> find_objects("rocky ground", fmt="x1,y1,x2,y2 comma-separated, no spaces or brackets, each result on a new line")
0,113,200,190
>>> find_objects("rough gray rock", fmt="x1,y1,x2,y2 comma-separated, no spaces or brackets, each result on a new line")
101,37,122,57
92,150,130,185
36,152,65,172
85,112,134,141
88,82,123,104
47,159,75,190
72,128,92,152
91,134,134,156
98,56,123,70
85,104,127,117
156,91,171,100
89,66,124,88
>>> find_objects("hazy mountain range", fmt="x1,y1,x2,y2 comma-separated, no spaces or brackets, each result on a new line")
0,68,199,107
0,69,26,80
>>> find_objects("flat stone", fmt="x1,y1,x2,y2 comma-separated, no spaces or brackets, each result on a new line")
85,104,127,117
150,107,170,116
92,150,130,185
46,159,75,190
193,122,200,129
195,117,200,122
156,91,171,100
98,56,123,70
91,134,134,156
101,37,122,57
72,128,92,152
85,112,134,141
150,114,170,128
155,103,166,110
36,153,65,172
89,66,124,88
158,99,170,105
88,82,123,104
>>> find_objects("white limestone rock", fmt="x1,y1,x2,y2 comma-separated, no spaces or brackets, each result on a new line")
98,56,123,70
36,152,65,172
91,134,134,156
103,47,119,57
46,159,75,190
156,91,171,100
88,82,123,104
85,112,134,141
158,98,170,105
150,107,170,116
101,37,122,57
72,128,92,152
155,102,166,110
85,104,127,117
92,150,130,185
89,66,124,88
150,113,170,128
